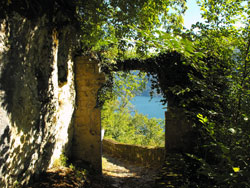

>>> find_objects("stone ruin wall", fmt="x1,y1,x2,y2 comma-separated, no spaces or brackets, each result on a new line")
103,139,165,167
165,108,194,152
0,12,194,187
72,56,105,174
0,13,76,187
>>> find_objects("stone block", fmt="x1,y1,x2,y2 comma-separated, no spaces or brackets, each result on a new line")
72,56,104,174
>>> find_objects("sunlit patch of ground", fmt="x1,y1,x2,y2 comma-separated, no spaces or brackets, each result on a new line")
101,153,159,188
28,153,163,188
102,155,137,178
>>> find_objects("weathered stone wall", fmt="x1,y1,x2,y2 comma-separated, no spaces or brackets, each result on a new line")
0,11,195,188
0,13,76,187
103,139,165,167
48,28,76,168
72,56,105,174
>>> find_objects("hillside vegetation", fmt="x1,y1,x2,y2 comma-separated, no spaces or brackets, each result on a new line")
101,71,165,147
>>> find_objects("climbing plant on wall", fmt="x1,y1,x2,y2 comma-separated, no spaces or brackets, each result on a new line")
100,0,250,186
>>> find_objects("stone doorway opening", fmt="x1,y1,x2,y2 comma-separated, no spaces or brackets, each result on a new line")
101,70,167,173
101,70,166,147
72,56,192,176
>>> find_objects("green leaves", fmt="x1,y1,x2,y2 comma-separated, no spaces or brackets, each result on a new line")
77,0,189,59
197,0,248,28
101,71,165,147
197,113,208,124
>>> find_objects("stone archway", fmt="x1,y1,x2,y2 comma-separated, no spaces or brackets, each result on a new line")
72,56,193,174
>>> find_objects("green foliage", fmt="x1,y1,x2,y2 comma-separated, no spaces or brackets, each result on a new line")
145,1,250,187
178,114,250,188
1,0,189,58
52,151,69,168
101,71,165,147
76,0,189,59
13,181,22,188
59,152,68,167
174,1,250,187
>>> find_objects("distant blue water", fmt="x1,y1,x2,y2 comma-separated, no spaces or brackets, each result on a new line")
131,96,166,119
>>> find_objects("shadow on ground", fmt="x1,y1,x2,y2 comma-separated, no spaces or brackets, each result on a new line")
95,153,160,188
27,167,86,188
28,153,162,188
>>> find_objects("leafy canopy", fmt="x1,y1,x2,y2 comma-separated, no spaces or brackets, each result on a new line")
76,0,188,57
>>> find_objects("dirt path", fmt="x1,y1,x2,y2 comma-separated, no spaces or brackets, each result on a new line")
95,153,160,188
28,153,161,188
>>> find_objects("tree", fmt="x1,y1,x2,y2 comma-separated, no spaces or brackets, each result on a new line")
101,71,165,147
170,1,250,187
76,0,188,58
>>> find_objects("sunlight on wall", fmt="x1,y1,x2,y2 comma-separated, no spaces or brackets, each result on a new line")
49,57,75,167
0,15,77,187
0,22,5,52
